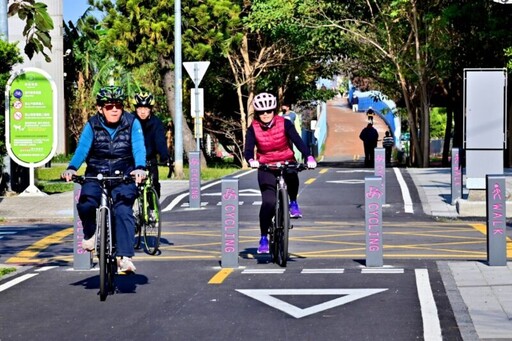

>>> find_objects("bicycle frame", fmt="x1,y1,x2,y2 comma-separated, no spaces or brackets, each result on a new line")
73,172,131,301
134,168,162,255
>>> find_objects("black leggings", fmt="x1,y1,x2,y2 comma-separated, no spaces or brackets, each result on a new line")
258,169,299,236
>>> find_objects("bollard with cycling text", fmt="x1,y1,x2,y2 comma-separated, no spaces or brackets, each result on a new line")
451,148,462,205
188,151,201,209
221,178,239,268
73,183,92,270
365,176,383,267
486,175,507,266
374,148,386,204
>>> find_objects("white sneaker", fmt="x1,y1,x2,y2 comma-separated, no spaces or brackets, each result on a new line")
81,235,95,252
118,257,136,273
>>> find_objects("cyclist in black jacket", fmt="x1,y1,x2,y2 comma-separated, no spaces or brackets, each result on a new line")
131,91,171,197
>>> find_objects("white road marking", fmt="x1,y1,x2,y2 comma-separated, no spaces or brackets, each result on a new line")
361,268,404,274
393,167,414,213
162,170,254,212
0,273,38,293
34,266,58,272
326,179,365,184
242,269,286,274
415,269,442,341
301,269,345,274
236,288,388,319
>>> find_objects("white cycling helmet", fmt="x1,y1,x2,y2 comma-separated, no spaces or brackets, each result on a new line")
253,92,277,111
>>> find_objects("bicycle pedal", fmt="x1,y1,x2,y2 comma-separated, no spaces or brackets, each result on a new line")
290,225,294,229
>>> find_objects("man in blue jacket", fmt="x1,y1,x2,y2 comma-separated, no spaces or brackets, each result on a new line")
61,86,146,273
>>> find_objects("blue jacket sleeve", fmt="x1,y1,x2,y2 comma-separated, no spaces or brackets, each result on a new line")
67,123,93,171
132,119,147,169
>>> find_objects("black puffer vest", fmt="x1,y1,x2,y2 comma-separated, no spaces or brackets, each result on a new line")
85,113,135,177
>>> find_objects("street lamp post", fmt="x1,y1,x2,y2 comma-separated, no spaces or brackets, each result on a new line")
174,0,183,177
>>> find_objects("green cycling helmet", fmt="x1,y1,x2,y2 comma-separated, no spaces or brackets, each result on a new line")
96,86,126,105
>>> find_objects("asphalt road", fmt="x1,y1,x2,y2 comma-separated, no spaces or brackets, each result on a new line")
0,167,490,340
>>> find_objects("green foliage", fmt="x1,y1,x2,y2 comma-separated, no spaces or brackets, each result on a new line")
430,108,448,139
8,0,54,61
0,41,23,167
0,267,17,277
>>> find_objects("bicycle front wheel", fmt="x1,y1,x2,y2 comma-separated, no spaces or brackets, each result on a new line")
98,207,108,301
143,187,162,255
276,188,290,267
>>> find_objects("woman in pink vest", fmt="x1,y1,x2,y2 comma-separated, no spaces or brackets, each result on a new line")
244,92,317,254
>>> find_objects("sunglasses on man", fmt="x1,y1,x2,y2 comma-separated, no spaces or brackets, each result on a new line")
103,103,123,110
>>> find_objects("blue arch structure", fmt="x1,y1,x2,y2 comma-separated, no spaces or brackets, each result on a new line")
349,83,401,148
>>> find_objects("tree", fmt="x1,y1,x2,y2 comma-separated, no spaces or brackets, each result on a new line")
0,39,23,167
7,0,53,61
295,0,455,167
90,0,241,176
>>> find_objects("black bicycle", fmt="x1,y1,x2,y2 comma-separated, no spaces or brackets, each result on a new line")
259,162,306,267
73,172,133,301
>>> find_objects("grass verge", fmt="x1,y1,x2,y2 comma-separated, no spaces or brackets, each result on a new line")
0,267,16,278
34,162,240,194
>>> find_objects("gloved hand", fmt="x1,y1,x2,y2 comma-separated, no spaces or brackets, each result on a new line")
130,169,147,184
306,156,317,169
248,159,260,168
61,169,77,182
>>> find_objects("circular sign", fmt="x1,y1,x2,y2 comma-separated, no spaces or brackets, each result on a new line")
14,111,23,120
13,100,22,109
13,89,23,98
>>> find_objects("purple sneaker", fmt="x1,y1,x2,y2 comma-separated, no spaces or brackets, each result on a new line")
289,201,302,218
257,236,269,254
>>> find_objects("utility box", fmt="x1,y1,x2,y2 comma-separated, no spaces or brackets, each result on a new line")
463,69,507,189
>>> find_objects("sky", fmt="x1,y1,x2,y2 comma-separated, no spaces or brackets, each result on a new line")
63,0,96,24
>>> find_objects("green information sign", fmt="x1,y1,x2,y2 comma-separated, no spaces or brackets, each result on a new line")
5,68,57,167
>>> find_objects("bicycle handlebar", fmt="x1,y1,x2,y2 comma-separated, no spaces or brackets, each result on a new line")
257,162,307,171
71,173,134,185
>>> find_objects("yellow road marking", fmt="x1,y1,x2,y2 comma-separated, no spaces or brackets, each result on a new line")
208,268,234,284
6,227,73,264
319,169,328,174
305,178,316,184
470,223,512,257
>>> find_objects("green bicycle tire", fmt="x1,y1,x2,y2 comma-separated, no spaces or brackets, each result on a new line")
143,186,162,255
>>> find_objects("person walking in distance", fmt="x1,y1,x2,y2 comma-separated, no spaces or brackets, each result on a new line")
244,92,317,254
382,131,395,166
280,103,297,124
359,123,379,167
366,106,376,124
61,85,146,273
131,91,171,197
352,95,359,112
